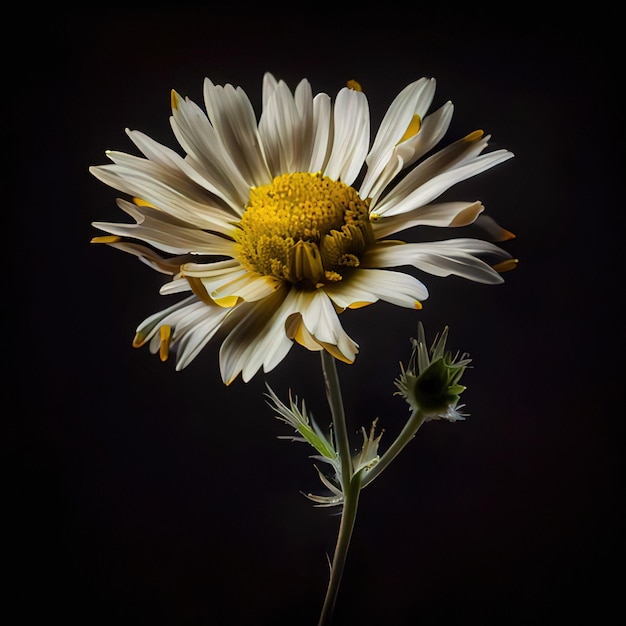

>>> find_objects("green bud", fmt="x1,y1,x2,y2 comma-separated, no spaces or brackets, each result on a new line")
395,323,471,421
411,357,466,413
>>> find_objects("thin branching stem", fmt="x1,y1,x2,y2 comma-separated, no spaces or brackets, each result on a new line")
317,470,363,626
317,351,358,626
316,354,426,623
361,407,426,489
320,351,353,489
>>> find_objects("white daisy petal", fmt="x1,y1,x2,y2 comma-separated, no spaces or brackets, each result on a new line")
169,92,252,205
371,201,485,238
242,325,293,381
204,270,282,303
159,277,193,295
134,295,200,347
259,80,298,175
256,297,307,374
323,87,370,185
369,78,435,157
136,296,228,360
327,269,428,309
362,239,511,283
92,199,237,255
202,79,271,187
92,239,189,275
292,78,315,171
361,78,434,198
309,93,332,173
375,148,513,218
89,156,238,233
322,282,378,309
219,287,293,384
173,304,232,370
396,101,454,169
374,130,509,214
299,291,350,347
179,260,281,304
126,128,246,214
363,101,455,204
293,290,359,363
262,72,279,109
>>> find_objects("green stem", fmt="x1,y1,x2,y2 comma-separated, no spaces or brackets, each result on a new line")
320,351,353,490
317,469,363,626
360,408,426,489
317,351,357,626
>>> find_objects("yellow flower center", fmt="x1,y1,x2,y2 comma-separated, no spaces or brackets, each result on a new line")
235,172,373,288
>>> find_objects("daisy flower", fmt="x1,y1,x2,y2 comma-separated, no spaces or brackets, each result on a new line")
90,73,516,384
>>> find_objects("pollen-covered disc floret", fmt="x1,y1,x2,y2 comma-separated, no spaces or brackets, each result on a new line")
235,172,373,289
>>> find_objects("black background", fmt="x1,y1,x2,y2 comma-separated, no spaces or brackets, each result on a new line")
9,9,622,626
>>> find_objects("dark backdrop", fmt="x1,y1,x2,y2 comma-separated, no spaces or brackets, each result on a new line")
8,9,622,626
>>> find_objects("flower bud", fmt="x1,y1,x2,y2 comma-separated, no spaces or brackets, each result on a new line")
395,324,470,421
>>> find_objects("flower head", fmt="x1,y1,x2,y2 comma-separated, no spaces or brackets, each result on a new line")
91,73,515,383
395,323,471,421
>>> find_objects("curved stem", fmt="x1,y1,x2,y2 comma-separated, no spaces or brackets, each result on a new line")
317,351,357,626
317,470,362,626
360,408,426,489
320,351,353,489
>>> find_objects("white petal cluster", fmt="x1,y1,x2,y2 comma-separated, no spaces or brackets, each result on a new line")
91,73,515,383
